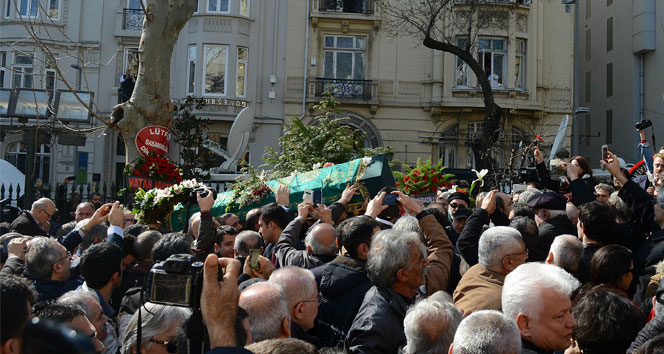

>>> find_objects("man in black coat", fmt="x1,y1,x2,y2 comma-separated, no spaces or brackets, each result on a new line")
528,192,577,262
11,198,54,237
311,215,379,348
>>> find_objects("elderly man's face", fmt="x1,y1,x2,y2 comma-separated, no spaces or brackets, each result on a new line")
523,290,577,352
85,298,109,341
595,189,611,204
655,157,664,178
69,315,105,354
404,245,427,296
225,214,243,231
75,205,94,222
299,282,320,331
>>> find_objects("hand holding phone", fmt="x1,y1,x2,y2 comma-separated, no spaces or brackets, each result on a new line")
249,249,260,270
382,194,398,206
303,189,314,204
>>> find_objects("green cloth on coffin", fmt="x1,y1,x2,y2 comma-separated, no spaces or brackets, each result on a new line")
169,155,395,231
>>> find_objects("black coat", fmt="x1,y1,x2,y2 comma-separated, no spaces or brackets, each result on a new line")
535,162,595,207
11,211,47,236
312,255,372,348
457,209,510,266
532,215,577,262
628,312,664,353
345,286,410,354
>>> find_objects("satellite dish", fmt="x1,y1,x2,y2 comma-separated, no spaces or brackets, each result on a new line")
202,106,255,171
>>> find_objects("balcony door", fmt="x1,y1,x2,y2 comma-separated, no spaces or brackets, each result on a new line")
321,35,367,98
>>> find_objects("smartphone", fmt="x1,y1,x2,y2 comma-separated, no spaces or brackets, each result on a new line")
303,189,314,204
249,249,261,270
313,190,322,206
601,144,609,170
383,194,398,206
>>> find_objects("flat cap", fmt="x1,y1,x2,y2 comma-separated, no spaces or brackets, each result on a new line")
527,191,566,211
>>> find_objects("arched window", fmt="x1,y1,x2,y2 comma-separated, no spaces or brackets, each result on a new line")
330,111,382,149
5,142,50,183
438,125,458,168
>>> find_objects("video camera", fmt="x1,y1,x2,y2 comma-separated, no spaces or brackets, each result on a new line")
635,119,653,130
144,253,203,307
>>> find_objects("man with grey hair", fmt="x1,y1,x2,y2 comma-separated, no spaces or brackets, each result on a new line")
11,197,55,236
58,290,115,354
453,226,527,313
74,219,108,254
502,263,580,354
450,310,521,354
402,291,461,354
56,202,95,239
269,267,320,345
275,202,338,269
594,183,614,204
25,236,81,301
345,229,428,354
239,281,291,342
518,188,543,205
546,235,583,274
234,230,263,258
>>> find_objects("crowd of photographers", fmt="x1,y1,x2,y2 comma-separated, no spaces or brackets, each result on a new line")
5,126,664,353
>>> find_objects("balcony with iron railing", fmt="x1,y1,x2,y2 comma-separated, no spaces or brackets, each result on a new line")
454,0,531,5
123,8,145,31
312,78,377,101
317,0,374,14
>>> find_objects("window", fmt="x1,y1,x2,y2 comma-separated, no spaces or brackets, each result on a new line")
124,47,139,79
44,55,56,96
187,46,196,94
240,0,249,16
127,0,144,9
479,38,506,89
12,53,33,88
5,142,50,184
48,0,59,19
17,0,38,17
0,52,6,87
606,63,612,97
455,38,470,87
585,29,591,61
203,45,228,96
584,115,591,147
514,39,526,90
208,0,229,13
606,17,613,52
323,35,366,80
606,109,613,144
585,71,591,103
585,0,591,19
194,0,198,13
5,0,11,17
236,47,247,97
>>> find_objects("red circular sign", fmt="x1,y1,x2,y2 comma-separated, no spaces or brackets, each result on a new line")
135,125,170,157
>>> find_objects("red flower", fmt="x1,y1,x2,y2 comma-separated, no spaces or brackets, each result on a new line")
432,177,439,184
457,189,468,194
404,176,410,182
536,135,544,142
412,190,419,195
422,176,428,181
431,186,437,193
413,170,421,176
323,162,335,168
396,182,401,188
141,164,149,172
430,170,436,174
132,169,141,176
414,178,420,183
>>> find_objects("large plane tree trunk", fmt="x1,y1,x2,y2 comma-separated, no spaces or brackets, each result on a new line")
111,0,197,163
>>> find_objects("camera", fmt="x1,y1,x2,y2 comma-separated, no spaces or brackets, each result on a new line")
635,119,653,130
144,253,203,307
189,187,217,205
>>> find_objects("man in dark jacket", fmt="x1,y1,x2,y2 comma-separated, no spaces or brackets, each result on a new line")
25,236,79,302
345,228,427,354
528,192,577,262
11,198,54,236
311,215,379,348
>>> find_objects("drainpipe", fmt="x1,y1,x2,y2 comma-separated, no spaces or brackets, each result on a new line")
639,54,645,121
300,0,311,119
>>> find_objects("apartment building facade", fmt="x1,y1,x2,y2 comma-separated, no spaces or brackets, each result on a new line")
283,0,575,171
576,0,663,166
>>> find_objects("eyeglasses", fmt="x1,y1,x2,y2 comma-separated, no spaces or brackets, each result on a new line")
55,251,72,264
504,249,529,259
149,338,178,353
300,294,322,306
41,208,54,218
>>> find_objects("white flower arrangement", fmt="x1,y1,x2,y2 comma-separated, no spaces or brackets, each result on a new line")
133,179,205,226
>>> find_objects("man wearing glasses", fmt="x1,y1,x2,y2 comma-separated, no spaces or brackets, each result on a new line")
11,198,56,237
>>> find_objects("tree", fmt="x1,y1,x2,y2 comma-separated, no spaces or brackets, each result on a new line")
110,0,198,163
381,0,521,173
263,92,389,178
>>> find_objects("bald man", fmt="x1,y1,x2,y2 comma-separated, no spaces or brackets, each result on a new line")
269,267,320,345
12,198,55,236
275,203,338,269
239,282,291,343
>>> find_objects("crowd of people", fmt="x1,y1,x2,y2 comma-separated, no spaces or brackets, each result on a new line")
5,131,664,354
